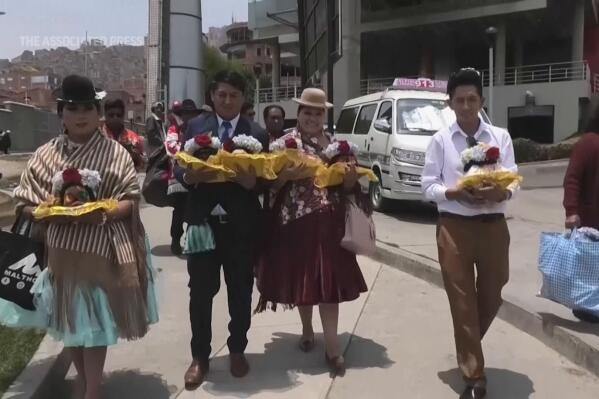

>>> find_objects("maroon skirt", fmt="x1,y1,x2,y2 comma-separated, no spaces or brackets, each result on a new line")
255,205,368,311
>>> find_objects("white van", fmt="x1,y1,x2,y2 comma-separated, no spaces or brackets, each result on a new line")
335,78,489,211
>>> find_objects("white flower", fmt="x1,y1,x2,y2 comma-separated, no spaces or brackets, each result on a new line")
269,134,303,152
323,140,359,160
51,168,102,195
460,143,488,165
184,135,221,154
231,134,263,154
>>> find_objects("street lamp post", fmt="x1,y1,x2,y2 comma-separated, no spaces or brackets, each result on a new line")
485,26,498,123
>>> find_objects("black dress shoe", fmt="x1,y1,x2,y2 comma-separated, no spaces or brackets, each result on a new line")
573,309,599,323
171,239,182,256
460,386,487,399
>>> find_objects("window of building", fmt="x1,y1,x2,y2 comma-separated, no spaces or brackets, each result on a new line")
354,104,377,135
257,47,262,56
337,107,359,134
267,47,271,57
301,0,341,79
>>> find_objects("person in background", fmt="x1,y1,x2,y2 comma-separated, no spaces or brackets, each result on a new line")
168,100,183,132
0,129,11,154
422,68,518,399
263,104,286,141
165,99,202,255
241,102,256,122
145,101,166,153
175,70,267,388
563,100,599,324
103,99,146,171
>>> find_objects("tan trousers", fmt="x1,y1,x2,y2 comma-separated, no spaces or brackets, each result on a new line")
436,215,510,384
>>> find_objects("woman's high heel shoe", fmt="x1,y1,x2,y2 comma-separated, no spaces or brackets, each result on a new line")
325,353,346,376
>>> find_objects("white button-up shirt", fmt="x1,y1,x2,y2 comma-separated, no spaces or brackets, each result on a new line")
421,118,518,216
217,114,240,141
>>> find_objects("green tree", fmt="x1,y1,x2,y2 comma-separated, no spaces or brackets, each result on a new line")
204,45,255,98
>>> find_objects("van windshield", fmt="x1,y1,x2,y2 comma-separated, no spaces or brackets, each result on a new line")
397,99,456,135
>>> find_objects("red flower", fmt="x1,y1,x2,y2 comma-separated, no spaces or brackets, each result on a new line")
338,141,351,155
223,139,236,152
194,134,212,148
62,168,82,185
486,146,500,162
284,137,298,149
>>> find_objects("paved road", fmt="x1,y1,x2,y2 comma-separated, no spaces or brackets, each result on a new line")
49,205,599,398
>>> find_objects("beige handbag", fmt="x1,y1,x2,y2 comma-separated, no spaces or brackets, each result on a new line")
341,199,376,256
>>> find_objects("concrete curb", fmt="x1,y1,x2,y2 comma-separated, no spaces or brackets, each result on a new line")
1,335,70,399
372,242,599,379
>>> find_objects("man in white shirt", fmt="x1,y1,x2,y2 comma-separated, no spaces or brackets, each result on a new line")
422,68,518,399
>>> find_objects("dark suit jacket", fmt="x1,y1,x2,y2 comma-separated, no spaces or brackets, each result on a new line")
175,113,268,232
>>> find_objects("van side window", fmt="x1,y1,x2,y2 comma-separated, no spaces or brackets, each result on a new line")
354,104,377,135
377,101,392,123
336,107,359,134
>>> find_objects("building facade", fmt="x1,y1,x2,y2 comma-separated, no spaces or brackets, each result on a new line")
299,0,598,143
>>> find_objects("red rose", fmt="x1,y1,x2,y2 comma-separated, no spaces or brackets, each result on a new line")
284,138,298,149
62,168,82,185
194,134,212,148
338,141,351,155
223,139,236,152
486,147,500,162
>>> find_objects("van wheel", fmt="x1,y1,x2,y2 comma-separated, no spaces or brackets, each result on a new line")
369,176,390,212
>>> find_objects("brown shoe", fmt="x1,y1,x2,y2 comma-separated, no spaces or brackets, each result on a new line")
184,359,209,389
229,353,250,378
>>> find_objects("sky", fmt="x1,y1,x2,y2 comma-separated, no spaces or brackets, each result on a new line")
0,0,248,60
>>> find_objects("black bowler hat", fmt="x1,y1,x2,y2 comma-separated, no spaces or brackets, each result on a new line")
53,75,106,104
179,99,202,115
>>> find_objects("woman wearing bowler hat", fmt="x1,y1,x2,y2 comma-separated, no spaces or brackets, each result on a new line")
255,88,371,375
0,75,158,399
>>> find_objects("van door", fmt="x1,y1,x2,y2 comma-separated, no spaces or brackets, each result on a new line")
352,103,378,168
368,100,393,176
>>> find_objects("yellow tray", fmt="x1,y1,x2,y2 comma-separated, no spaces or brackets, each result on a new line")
314,163,378,188
458,170,523,190
269,149,323,177
33,199,119,219
175,152,237,182
216,151,278,180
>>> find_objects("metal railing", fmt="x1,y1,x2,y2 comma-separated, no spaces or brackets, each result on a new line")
479,61,588,87
359,61,590,95
594,73,599,93
255,85,301,103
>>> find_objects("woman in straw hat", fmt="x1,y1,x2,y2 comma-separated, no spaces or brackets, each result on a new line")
255,88,370,374
0,75,158,399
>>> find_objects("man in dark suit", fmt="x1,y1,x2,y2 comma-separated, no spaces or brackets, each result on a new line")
175,70,267,388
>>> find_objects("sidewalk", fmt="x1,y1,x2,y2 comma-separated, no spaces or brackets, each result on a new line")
47,206,599,398
373,188,599,377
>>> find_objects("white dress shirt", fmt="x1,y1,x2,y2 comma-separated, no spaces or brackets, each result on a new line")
217,114,240,141
421,118,519,216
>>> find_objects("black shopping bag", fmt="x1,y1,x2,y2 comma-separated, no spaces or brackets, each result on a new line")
0,230,45,310
142,147,172,207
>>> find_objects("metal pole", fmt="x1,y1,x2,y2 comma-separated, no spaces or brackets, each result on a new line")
326,0,335,134
84,31,88,76
488,45,494,123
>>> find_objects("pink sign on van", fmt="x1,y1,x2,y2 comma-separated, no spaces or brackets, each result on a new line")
392,78,448,91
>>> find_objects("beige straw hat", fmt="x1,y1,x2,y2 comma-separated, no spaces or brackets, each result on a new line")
292,88,333,109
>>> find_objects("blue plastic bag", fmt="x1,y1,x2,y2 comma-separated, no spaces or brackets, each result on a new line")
538,229,599,316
